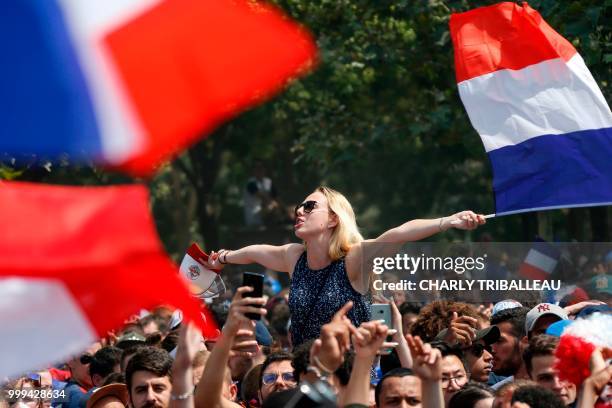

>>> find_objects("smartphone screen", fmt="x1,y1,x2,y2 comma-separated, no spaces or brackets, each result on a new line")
242,272,264,320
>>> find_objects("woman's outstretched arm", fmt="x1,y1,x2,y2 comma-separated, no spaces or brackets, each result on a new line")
373,210,485,244
205,243,303,273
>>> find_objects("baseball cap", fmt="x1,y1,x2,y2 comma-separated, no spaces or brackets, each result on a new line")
545,319,573,337
525,303,568,334
179,243,226,300
492,300,523,317
115,332,146,349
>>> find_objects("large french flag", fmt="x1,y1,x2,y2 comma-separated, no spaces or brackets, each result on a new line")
0,0,316,176
0,182,217,379
450,2,612,216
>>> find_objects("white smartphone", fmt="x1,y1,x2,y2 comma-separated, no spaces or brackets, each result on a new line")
370,303,392,328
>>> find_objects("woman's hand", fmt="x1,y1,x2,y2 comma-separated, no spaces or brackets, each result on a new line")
446,210,486,231
204,250,227,270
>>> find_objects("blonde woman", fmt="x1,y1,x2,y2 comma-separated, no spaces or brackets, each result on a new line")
206,187,485,347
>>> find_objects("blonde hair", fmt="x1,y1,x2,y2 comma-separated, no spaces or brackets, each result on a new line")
316,187,364,260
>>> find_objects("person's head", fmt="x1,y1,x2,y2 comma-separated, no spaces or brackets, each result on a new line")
241,364,263,405
448,382,494,408
525,304,568,339
67,342,102,389
139,315,161,336
399,302,421,334
90,346,122,387
462,326,499,383
294,187,363,261
432,343,469,406
375,368,422,408
291,340,315,382
125,347,173,408
511,385,565,408
259,351,296,402
191,350,210,385
523,335,576,406
490,307,529,376
492,379,536,408
120,345,146,373
411,301,480,342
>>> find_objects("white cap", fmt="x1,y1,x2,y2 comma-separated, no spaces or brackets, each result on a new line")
179,243,226,300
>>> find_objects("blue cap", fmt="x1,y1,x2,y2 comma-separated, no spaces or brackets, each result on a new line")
545,319,573,337
577,304,612,319
255,320,273,347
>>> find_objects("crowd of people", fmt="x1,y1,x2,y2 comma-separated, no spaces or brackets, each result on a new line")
2,187,611,408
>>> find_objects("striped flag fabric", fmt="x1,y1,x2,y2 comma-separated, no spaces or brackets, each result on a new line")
0,0,316,176
450,2,612,216
519,238,561,280
0,182,216,379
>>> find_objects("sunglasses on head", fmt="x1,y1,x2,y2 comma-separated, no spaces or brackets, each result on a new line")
262,372,295,385
468,343,492,358
294,200,318,216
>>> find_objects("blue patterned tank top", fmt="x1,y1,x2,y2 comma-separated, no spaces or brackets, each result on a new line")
288,251,371,348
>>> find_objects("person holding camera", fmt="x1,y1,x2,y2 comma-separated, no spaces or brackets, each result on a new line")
205,187,485,348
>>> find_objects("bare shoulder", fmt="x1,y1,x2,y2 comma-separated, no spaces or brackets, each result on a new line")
345,240,372,294
284,243,305,275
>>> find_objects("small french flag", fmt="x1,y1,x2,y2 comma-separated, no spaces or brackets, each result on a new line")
450,2,612,216
0,0,316,176
519,238,561,280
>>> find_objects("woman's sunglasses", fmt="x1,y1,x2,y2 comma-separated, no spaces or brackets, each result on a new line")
294,200,318,216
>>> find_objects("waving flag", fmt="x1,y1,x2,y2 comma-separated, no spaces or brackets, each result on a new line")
519,238,560,280
0,0,316,176
450,2,612,216
0,182,216,379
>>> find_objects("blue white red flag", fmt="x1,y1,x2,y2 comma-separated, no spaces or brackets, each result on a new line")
0,0,316,176
450,2,612,216
519,238,561,280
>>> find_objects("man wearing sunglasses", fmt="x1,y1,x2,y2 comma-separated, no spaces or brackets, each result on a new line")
436,323,500,384
63,342,102,408
463,326,499,384
259,351,296,403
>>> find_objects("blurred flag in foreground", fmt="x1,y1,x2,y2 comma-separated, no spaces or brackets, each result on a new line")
519,238,560,280
0,0,316,176
451,2,612,216
0,182,216,379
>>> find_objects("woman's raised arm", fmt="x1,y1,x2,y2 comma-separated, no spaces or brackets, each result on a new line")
205,243,303,273
373,210,485,244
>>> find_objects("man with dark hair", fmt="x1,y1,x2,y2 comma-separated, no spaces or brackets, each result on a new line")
374,367,421,408
511,385,565,408
523,335,576,406
258,351,296,403
125,347,173,408
120,345,146,373
431,342,469,406
90,347,123,387
79,347,123,408
490,307,529,387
